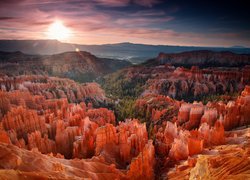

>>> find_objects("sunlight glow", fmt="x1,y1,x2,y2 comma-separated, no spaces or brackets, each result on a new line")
47,20,71,40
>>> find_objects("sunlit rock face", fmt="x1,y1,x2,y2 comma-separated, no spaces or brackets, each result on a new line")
0,85,155,179
2,106,47,140
135,94,180,123
200,108,218,126
0,75,106,105
0,142,126,179
154,86,250,171
0,70,249,179
127,140,155,180
166,128,250,180
0,130,11,144
94,119,150,168
0,85,111,158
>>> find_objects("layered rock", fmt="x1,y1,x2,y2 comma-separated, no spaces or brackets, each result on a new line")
0,75,107,105
135,94,180,123
73,117,98,158
166,128,250,180
55,120,80,159
106,59,250,101
86,108,116,126
27,131,56,154
95,123,118,156
2,107,47,140
200,108,218,126
0,142,126,179
185,104,204,130
95,119,149,168
0,130,11,144
127,140,155,180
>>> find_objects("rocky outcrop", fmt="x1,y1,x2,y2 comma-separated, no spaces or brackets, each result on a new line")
135,94,180,123
95,123,118,156
176,86,250,131
127,140,155,180
86,108,116,126
0,142,126,179
166,128,250,180
27,131,56,154
146,66,250,100
73,117,98,159
2,107,47,141
198,121,225,146
0,130,11,144
104,58,250,101
221,86,250,130
55,120,80,158
0,75,106,105
156,50,250,67
0,59,250,180
94,119,149,168
0,87,117,159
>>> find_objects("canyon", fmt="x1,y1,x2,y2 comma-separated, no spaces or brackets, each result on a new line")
0,50,250,179
102,57,250,101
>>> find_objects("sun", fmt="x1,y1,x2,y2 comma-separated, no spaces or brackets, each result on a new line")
47,20,71,41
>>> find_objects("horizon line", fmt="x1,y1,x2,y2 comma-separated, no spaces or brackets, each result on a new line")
0,38,249,49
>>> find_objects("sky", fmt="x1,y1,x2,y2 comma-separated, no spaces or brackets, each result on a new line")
0,0,249,47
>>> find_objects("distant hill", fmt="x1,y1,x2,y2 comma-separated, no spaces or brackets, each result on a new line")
144,50,250,68
1,40,250,64
230,45,247,48
0,51,131,82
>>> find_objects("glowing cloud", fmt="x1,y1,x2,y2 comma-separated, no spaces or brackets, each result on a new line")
46,20,71,41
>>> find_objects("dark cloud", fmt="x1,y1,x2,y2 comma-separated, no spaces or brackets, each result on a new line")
0,17,18,20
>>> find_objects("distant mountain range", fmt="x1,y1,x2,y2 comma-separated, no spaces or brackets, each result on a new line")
1,40,250,64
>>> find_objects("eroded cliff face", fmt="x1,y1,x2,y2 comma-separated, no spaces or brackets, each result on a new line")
166,127,250,180
103,61,250,102
0,142,126,179
136,86,250,178
145,65,250,100
0,81,155,179
0,72,249,179
156,50,250,67
0,75,106,106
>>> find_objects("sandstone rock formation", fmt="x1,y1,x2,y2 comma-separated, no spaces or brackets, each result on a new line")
0,142,126,179
2,106,47,140
0,65,249,179
0,75,106,105
166,127,250,180
104,60,250,101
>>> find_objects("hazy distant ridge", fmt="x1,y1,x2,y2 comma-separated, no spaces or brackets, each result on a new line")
1,40,250,64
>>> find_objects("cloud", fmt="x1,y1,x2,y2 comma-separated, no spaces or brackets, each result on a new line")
134,0,161,7
94,0,161,7
0,17,18,20
0,0,249,47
